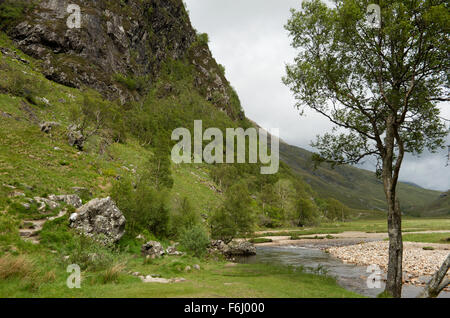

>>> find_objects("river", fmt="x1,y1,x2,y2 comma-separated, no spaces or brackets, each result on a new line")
237,242,450,298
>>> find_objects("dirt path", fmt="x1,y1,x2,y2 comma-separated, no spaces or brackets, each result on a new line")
19,210,67,244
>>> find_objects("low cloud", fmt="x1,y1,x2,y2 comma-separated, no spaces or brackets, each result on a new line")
185,0,450,192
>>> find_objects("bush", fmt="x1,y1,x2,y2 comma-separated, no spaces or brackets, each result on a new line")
0,254,35,280
210,182,255,243
111,176,170,238
179,224,210,258
295,198,319,227
170,197,200,238
196,33,209,46
98,263,126,284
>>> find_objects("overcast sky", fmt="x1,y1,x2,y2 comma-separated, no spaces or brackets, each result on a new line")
184,0,450,192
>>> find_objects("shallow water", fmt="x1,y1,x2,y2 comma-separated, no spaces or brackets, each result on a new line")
237,245,449,298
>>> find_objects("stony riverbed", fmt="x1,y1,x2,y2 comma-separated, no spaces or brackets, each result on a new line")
327,241,450,289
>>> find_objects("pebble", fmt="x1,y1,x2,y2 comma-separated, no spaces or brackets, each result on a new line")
328,241,450,287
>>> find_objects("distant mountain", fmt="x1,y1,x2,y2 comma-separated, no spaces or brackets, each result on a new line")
399,181,423,189
279,142,441,213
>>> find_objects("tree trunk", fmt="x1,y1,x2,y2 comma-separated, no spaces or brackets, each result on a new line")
383,116,404,298
418,254,450,298
385,197,403,298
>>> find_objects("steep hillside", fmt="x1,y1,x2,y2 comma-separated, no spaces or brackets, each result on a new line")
279,142,441,213
0,0,440,228
420,191,450,217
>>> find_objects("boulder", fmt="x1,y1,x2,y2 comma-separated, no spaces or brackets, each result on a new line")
48,194,82,208
227,241,257,256
40,121,60,133
68,125,85,150
69,197,126,245
208,240,256,258
141,241,165,258
166,243,183,256
209,240,230,254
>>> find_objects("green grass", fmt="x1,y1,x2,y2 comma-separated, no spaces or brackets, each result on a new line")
0,253,362,298
257,218,450,238
402,233,450,244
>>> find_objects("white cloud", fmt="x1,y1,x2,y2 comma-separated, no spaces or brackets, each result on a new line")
184,0,450,191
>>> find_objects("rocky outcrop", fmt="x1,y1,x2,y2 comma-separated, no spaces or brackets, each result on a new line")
141,240,165,258
209,240,256,258
69,197,126,245
48,194,82,208
227,241,257,256
7,0,196,101
3,0,243,118
67,124,85,150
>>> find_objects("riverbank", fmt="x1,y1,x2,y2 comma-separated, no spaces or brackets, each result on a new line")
327,241,450,291
0,253,361,298
253,230,450,247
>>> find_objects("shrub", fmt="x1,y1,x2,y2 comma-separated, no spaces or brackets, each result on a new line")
170,197,200,238
0,254,35,280
179,224,210,258
295,198,319,227
65,235,116,271
210,182,255,243
111,176,170,238
196,33,209,46
98,263,126,284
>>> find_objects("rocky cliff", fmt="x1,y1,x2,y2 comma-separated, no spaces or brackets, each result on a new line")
3,0,241,118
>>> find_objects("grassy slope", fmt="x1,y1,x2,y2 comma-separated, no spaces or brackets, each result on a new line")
279,143,442,214
420,191,450,217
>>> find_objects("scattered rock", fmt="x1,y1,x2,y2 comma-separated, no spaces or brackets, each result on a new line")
166,243,183,256
227,241,257,256
327,241,450,286
40,121,60,134
209,240,256,258
184,265,192,272
21,203,30,210
67,124,85,150
48,194,82,208
69,197,126,245
141,241,165,258
193,264,200,270
33,197,60,211
10,191,25,198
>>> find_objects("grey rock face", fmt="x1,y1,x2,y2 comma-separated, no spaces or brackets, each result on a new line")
69,197,126,245
8,0,196,101
141,241,165,258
